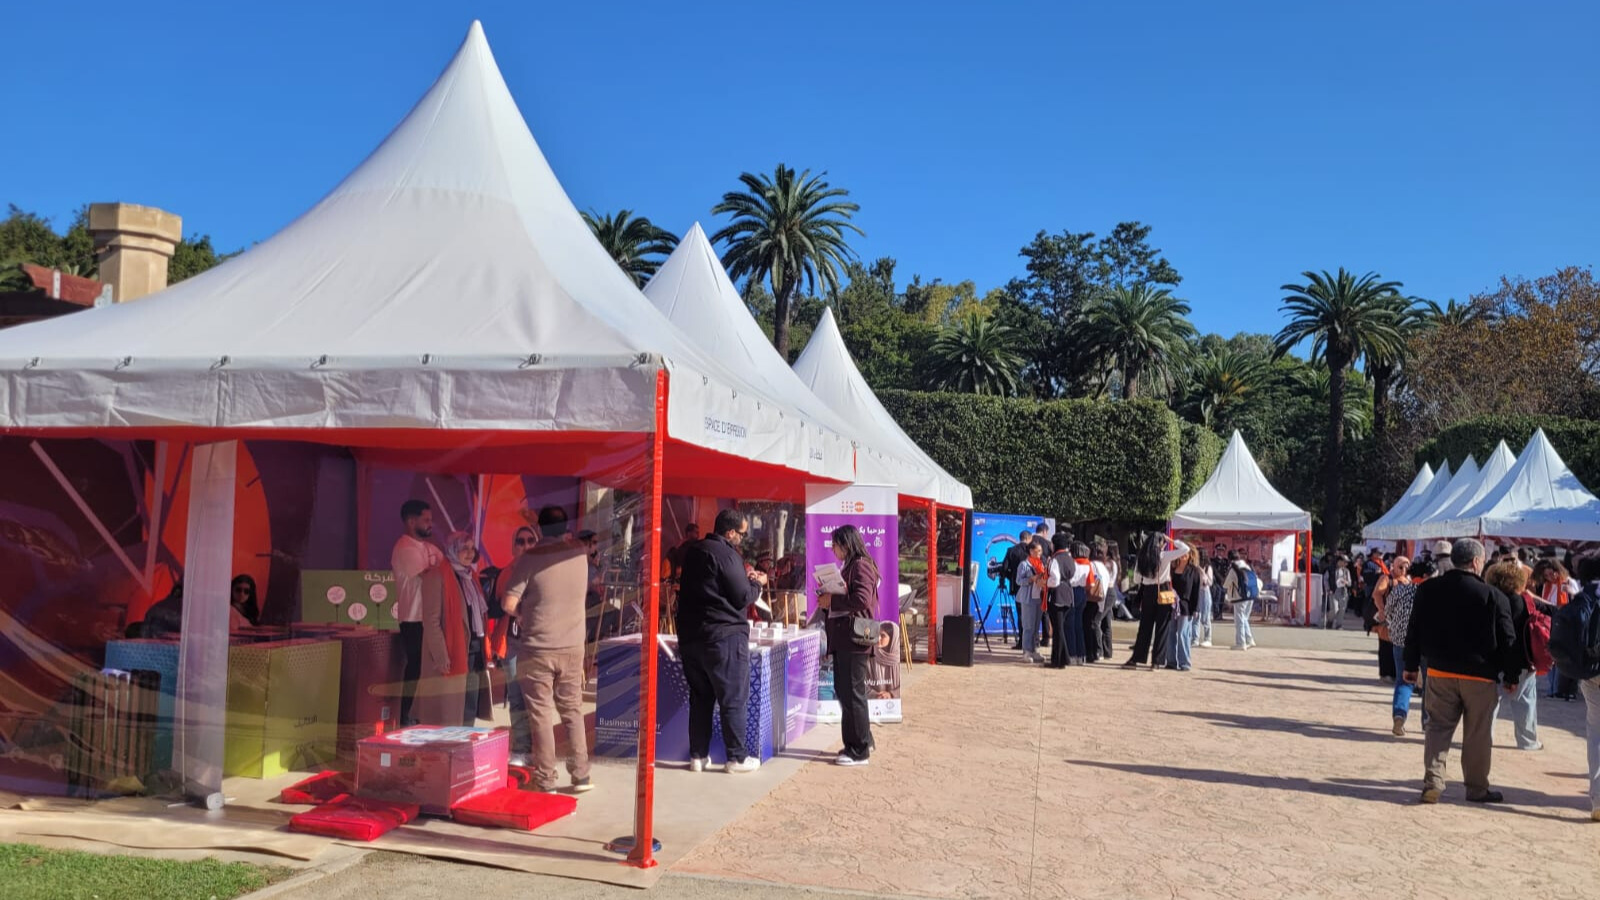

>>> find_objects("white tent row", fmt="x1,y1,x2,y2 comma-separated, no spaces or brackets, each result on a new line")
642,225,971,507
1361,463,1434,538
1363,430,1600,543
1364,457,1475,542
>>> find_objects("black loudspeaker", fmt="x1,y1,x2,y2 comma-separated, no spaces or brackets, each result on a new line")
941,615,974,667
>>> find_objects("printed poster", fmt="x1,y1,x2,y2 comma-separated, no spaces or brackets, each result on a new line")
806,484,903,723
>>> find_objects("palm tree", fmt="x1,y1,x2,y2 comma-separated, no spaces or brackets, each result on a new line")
711,165,863,359
1077,284,1196,399
581,209,679,287
928,312,1024,395
1420,297,1494,328
1187,348,1268,427
1274,269,1404,544
1291,364,1373,437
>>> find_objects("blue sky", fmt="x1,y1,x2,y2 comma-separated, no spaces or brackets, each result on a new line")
5,1,1596,337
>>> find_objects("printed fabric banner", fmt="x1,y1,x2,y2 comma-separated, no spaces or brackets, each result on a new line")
967,512,1057,637
806,484,902,723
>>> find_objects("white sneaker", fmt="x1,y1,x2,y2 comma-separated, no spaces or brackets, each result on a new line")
725,757,760,774
1200,641,1213,648
688,757,709,772
1247,641,1257,648
507,753,531,768
834,753,870,767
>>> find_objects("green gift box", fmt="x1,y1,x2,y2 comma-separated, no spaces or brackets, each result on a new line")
225,639,342,778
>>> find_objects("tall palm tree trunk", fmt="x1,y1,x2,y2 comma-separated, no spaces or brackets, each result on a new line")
773,276,796,360
1324,357,1350,547
1371,367,1393,506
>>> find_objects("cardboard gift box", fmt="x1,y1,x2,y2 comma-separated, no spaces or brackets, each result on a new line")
289,624,403,757
225,639,342,778
355,726,508,816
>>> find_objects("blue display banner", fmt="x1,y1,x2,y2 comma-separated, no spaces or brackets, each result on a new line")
966,512,1056,638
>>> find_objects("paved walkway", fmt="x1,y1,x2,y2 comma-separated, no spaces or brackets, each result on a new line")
276,621,1599,900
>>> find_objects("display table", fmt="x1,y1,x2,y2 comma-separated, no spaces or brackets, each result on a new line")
594,629,822,764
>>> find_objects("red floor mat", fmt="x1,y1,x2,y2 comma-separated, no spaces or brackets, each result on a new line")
450,787,577,831
289,796,421,841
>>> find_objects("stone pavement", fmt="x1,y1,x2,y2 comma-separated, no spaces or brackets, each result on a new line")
275,620,1600,900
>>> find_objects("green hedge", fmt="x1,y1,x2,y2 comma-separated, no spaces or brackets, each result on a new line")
877,391,1218,523
1418,415,1600,490
1178,421,1226,500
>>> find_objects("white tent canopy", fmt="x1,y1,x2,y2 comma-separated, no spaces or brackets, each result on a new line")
1416,442,1516,539
1362,464,1434,540
1381,455,1479,542
1447,430,1600,541
0,22,853,482
1170,431,1311,532
1366,460,1454,541
791,308,973,507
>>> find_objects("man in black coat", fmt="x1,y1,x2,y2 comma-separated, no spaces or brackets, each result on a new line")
676,509,767,774
1403,538,1519,805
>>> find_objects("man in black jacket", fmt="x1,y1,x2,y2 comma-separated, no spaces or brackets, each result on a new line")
1403,538,1519,805
676,509,766,774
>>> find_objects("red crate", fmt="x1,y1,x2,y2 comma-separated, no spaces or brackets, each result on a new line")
354,727,508,816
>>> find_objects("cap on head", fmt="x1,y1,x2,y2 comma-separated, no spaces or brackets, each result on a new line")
1433,540,1452,556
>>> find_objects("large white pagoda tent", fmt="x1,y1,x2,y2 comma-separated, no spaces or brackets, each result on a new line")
1362,463,1435,540
1442,430,1600,541
1413,442,1517,540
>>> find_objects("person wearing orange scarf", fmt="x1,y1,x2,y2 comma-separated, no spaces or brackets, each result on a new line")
413,536,489,726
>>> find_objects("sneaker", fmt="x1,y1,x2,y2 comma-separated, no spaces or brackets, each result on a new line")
834,753,870,767
1419,788,1442,804
688,757,709,772
507,753,531,768
1246,641,1257,648
571,777,594,793
1520,742,1544,752
1232,645,1247,651
725,757,761,775
1393,716,1406,737
1120,660,1140,669
1199,641,1213,648
1467,790,1505,804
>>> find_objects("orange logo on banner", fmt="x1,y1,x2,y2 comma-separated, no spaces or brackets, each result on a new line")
839,500,866,513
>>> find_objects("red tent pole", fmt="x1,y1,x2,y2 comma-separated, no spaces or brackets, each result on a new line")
1303,530,1313,627
927,501,939,665
627,369,668,869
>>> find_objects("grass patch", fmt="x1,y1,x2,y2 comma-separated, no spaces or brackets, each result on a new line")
0,843,290,900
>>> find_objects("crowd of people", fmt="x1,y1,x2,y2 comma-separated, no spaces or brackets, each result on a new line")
998,528,1273,671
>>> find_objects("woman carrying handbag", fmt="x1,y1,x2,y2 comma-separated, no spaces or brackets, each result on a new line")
1124,532,1190,670
817,524,881,767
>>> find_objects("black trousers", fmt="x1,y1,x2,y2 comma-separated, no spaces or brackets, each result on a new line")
399,621,424,724
464,639,487,726
1082,601,1102,662
832,640,873,759
1129,585,1172,666
1377,638,1396,680
1040,597,1054,644
681,627,751,761
1098,600,1115,658
1048,605,1071,667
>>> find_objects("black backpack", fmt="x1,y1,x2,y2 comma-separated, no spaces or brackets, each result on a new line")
1549,588,1600,681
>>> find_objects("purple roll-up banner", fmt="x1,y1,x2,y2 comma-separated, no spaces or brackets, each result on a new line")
805,484,902,723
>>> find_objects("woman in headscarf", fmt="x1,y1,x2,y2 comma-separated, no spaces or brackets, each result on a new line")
416,532,491,726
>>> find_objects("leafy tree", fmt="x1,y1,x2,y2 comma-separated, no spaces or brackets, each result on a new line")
0,206,70,270
928,311,1024,395
1420,297,1494,329
1077,284,1196,400
167,235,237,284
1274,269,1404,544
1003,222,1181,396
712,165,863,359
581,209,678,287
1362,294,1428,503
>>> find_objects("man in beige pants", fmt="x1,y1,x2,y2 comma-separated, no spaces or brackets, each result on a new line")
501,506,593,794
1402,538,1519,804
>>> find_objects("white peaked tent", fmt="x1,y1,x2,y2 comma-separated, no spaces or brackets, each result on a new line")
1383,456,1479,541
1415,442,1516,539
1446,430,1600,541
0,22,855,492
1362,464,1434,540
641,223,880,482
1171,431,1311,532
792,307,974,508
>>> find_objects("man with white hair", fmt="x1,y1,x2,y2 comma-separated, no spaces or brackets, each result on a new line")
1403,538,1520,805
